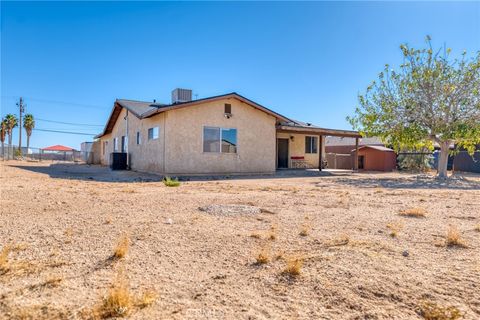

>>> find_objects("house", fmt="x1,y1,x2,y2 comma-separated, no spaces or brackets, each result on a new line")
355,145,397,171
95,89,361,175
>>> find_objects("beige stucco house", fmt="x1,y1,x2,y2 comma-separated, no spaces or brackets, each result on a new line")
95,89,361,175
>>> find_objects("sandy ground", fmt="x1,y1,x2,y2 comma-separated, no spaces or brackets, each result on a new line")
1,161,479,319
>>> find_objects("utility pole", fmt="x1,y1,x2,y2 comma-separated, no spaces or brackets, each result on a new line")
16,97,25,156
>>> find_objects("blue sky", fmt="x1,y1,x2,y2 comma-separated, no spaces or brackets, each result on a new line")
1,1,479,149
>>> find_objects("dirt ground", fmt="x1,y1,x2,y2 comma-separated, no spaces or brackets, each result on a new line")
1,161,479,319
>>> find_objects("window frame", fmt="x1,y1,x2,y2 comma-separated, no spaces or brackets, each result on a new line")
305,136,318,154
202,126,237,154
148,127,159,141
136,131,141,145
113,137,118,152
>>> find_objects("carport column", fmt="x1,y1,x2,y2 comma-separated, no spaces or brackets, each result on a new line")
354,137,359,171
318,135,323,171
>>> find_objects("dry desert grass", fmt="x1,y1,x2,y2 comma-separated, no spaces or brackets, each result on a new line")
1,161,479,319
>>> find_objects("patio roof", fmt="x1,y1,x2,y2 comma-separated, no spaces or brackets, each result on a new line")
277,121,361,138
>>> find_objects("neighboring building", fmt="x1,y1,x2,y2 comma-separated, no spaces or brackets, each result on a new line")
42,145,76,152
355,145,397,172
325,136,384,154
41,145,77,161
95,89,361,175
325,136,386,170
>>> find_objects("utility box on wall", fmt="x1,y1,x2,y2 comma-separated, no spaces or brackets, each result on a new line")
110,152,128,170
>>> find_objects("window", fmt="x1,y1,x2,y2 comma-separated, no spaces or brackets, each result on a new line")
103,141,108,155
203,127,237,153
113,138,118,152
148,127,159,140
121,136,127,153
224,103,232,114
305,136,318,154
136,131,141,145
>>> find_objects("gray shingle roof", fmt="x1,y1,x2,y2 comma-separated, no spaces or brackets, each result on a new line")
326,136,384,146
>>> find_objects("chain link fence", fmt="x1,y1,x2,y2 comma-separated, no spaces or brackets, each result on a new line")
0,145,95,164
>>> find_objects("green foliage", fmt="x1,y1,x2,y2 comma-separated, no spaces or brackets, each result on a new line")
163,176,180,187
0,120,5,143
4,114,18,135
23,114,35,136
397,153,433,172
348,36,480,155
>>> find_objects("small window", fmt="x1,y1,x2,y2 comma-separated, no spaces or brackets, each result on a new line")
148,127,159,140
305,136,318,154
203,127,237,153
224,103,232,114
113,138,118,152
136,132,141,145
121,136,127,153
103,141,108,155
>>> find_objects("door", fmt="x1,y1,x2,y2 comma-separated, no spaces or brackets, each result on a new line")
277,138,289,169
358,155,365,169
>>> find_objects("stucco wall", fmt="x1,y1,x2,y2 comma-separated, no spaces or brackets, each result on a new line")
164,98,276,174
99,98,277,174
277,132,324,168
99,109,165,173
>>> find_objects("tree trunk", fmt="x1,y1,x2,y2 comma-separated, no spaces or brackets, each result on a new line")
437,141,449,179
1,141,4,160
8,134,12,160
26,135,30,156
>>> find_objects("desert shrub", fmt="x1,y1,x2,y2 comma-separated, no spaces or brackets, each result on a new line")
445,226,467,248
0,244,12,274
255,245,270,264
113,234,130,259
419,301,462,320
163,176,180,187
397,153,433,172
399,207,427,218
282,256,303,276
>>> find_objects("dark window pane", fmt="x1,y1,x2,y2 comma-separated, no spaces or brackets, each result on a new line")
221,128,237,153
305,136,310,153
148,127,159,140
312,137,318,153
203,127,220,152
224,103,232,114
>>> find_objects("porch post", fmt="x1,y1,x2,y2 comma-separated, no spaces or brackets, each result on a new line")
354,137,359,171
318,135,323,171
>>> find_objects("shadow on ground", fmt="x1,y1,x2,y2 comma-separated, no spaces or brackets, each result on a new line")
9,163,346,183
9,163,163,183
316,173,480,190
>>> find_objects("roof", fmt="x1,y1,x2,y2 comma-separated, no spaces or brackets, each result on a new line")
95,93,293,138
354,145,394,152
42,145,75,151
277,120,361,138
326,136,384,146
95,92,361,139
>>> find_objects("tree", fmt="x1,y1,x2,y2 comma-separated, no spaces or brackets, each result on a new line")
348,37,480,178
4,114,18,160
0,119,6,159
23,114,35,152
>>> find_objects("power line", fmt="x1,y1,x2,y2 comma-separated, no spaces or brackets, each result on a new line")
36,118,104,127
33,128,97,136
1,95,108,110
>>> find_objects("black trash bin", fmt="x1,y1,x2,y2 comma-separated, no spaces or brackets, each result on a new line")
110,152,128,170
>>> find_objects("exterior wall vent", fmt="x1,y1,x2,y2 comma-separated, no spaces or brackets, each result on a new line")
171,88,192,104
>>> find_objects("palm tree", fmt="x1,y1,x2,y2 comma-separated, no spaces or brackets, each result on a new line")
4,114,18,160
0,119,6,159
23,114,35,153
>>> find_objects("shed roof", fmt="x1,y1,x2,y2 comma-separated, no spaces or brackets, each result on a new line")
326,136,384,146
354,145,394,152
42,145,75,151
